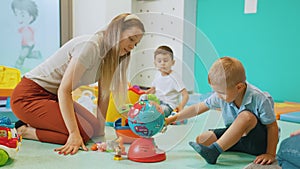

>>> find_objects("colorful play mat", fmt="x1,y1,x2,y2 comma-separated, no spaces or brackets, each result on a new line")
275,102,300,123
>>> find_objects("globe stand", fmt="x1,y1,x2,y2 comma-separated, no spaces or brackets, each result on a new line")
128,137,166,163
127,98,166,163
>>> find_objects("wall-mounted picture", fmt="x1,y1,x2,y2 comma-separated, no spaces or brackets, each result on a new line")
0,0,61,74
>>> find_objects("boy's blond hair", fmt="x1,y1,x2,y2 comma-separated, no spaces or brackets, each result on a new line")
208,56,246,88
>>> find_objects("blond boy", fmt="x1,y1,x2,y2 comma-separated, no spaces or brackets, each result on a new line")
166,56,278,165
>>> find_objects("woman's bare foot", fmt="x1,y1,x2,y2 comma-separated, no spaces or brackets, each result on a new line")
17,125,38,140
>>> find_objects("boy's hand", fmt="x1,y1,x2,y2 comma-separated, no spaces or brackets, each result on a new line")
161,118,171,133
176,106,183,112
165,115,177,125
254,153,276,165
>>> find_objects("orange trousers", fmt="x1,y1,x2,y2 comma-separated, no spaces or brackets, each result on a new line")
10,77,102,144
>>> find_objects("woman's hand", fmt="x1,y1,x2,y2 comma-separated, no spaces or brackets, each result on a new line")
54,132,88,155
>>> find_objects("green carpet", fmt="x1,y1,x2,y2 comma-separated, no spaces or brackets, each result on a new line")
2,110,299,169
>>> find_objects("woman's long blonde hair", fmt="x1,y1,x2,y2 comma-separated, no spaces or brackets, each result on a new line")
97,13,145,105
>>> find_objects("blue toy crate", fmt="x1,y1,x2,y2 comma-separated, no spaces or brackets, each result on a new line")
0,108,18,123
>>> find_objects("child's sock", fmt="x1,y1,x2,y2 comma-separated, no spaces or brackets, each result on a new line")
188,141,223,164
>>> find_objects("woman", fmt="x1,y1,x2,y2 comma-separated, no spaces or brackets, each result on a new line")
10,13,145,155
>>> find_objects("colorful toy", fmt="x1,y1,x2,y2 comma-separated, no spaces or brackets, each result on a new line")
77,90,97,113
127,99,166,163
0,66,21,123
113,118,140,144
0,66,21,97
90,137,126,153
0,117,22,166
105,85,146,144
138,93,160,104
105,85,145,127
90,137,126,160
113,93,162,144
274,102,300,120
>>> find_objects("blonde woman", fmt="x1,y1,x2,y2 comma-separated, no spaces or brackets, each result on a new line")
10,13,145,155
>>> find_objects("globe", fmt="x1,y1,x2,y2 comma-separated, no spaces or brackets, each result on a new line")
127,100,165,138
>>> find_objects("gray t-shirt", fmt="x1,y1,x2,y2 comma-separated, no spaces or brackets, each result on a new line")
25,33,103,94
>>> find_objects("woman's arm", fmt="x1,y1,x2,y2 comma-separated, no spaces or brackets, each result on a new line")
55,57,88,155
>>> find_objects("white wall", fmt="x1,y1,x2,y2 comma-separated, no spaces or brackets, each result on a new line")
129,0,196,92
72,0,196,91
72,0,131,36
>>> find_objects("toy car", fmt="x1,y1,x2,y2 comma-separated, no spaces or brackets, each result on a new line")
0,117,21,166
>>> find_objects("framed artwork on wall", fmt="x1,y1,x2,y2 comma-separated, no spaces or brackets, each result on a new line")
0,0,72,74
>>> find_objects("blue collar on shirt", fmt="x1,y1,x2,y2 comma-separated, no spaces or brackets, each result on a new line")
228,82,252,110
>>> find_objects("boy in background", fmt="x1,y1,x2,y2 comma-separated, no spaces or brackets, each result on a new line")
166,56,278,165
146,45,189,117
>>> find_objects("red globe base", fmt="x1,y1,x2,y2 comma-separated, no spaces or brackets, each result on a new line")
127,137,166,163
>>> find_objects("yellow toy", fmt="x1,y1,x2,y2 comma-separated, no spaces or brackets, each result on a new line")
0,66,21,97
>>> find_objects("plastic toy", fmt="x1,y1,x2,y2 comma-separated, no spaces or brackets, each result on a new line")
142,94,160,104
0,117,21,166
90,137,126,156
113,145,123,161
105,85,145,127
0,66,21,97
0,66,21,123
113,118,140,144
140,94,187,125
112,93,161,144
77,90,97,113
104,85,146,144
127,99,166,163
